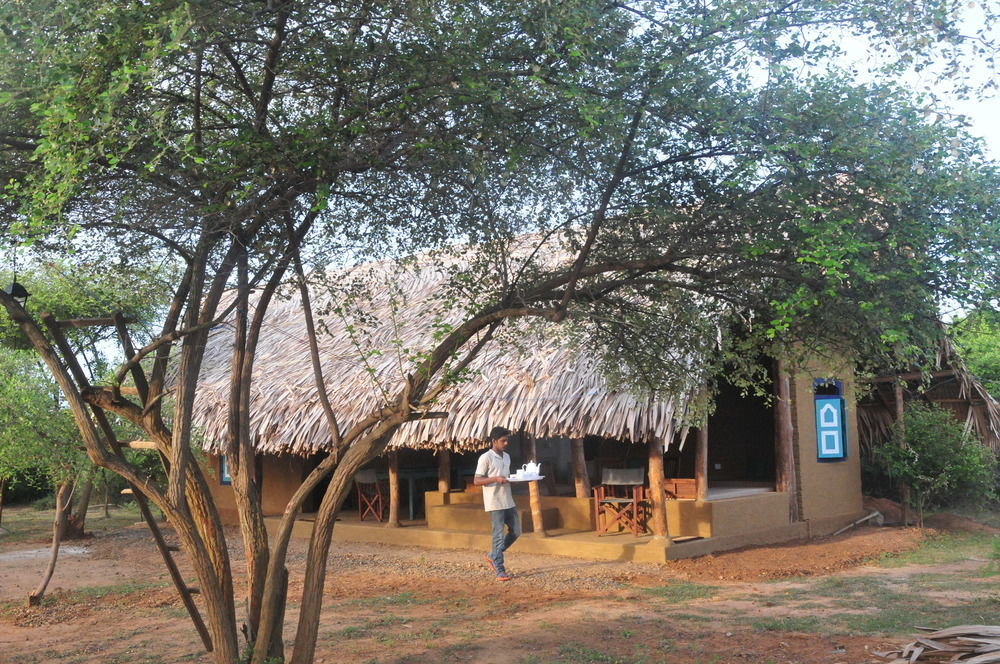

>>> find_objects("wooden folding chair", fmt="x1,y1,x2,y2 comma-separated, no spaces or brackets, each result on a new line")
355,469,385,522
593,467,647,536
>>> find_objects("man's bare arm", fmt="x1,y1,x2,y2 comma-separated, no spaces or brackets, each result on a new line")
473,474,509,486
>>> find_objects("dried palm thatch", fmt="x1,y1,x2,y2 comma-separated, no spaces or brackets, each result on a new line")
875,625,1000,663
858,333,1000,457
191,255,701,455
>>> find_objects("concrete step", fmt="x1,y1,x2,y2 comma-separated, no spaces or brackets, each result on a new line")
426,503,560,533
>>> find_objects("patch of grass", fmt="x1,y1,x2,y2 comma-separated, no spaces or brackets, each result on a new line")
69,581,163,602
554,644,645,663
350,591,427,607
661,611,715,623
641,580,718,602
905,572,995,592
333,614,408,640
878,532,997,568
812,574,889,596
0,505,145,546
750,615,823,632
980,536,1000,577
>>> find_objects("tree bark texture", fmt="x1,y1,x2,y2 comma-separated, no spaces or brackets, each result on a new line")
773,360,800,522
65,474,93,539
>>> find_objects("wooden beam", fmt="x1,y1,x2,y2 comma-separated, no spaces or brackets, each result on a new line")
570,437,590,499
526,434,546,537
127,440,158,450
386,450,400,527
437,449,450,494
49,316,137,328
895,380,911,526
406,411,448,421
694,423,708,502
865,370,957,383
647,438,669,538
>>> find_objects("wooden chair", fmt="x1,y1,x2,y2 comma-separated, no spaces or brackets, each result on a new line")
355,469,385,522
593,467,647,536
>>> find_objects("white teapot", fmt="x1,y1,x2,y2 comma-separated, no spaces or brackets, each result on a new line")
521,461,542,477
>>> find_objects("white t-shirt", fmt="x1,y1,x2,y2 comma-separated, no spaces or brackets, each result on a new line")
475,448,515,512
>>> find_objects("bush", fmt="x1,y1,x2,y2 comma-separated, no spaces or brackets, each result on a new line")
874,403,997,525
30,493,56,511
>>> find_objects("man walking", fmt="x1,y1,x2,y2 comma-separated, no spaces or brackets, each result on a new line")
474,426,520,581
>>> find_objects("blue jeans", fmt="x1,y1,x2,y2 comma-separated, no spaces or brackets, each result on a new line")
488,506,520,575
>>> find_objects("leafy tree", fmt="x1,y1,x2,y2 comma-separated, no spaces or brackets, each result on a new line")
1,2,999,663
875,402,998,526
950,310,1000,398
0,346,89,601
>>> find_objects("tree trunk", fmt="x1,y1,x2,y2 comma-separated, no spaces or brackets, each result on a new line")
0,477,7,529
65,474,94,539
773,359,800,522
102,472,110,518
28,481,74,606
387,450,400,527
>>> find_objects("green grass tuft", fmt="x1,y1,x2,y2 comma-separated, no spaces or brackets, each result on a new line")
641,580,717,602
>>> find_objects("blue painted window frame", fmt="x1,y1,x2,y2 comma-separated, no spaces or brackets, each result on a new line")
220,455,232,485
814,379,848,461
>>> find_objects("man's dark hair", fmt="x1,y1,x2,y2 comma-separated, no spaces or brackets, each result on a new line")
488,426,511,441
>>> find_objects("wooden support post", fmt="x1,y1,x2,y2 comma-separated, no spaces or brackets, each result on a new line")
526,434,546,536
437,449,450,494
895,379,910,526
647,438,669,539
774,359,800,522
387,450,401,527
570,437,590,499
695,422,708,502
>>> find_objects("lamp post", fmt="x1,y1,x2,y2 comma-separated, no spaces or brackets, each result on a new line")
2,280,29,307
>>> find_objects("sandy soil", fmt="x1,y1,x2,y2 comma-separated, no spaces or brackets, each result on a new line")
0,512,995,664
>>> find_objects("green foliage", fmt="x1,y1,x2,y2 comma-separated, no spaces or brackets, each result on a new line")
950,310,1000,398
875,403,998,524
0,259,175,352
0,346,87,485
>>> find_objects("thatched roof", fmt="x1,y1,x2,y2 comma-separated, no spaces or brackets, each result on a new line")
857,333,1000,456
191,257,696,455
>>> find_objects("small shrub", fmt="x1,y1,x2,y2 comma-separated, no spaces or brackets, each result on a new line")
30,493,56,510
874,403,997,525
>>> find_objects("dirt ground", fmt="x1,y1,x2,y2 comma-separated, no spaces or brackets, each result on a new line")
0,509,996,664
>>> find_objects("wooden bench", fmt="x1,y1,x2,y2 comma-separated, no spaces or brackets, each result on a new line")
663,478,696,500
